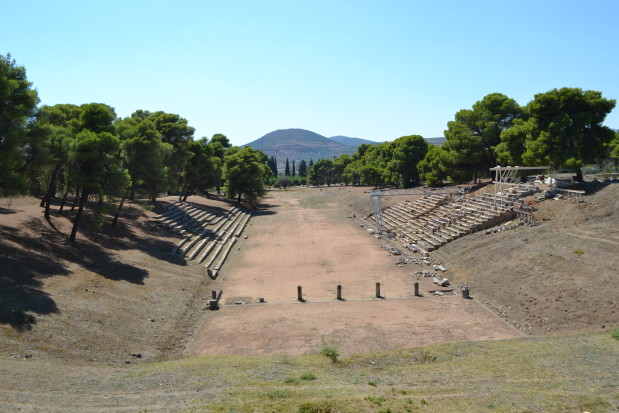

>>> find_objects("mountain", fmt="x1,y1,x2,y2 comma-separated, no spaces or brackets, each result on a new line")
425,137,446,146
244,128,356,166
329,135,380,147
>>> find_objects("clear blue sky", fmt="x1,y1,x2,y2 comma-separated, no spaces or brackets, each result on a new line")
2,0,618,146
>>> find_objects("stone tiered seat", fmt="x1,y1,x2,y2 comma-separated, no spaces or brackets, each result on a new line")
158,203,193,225
196,237,218,263
186,233,214,260
157,202,252,271
235,212,252,237
375,189,518,252
383,209,406,226
212,237,238,271
165,204,211,235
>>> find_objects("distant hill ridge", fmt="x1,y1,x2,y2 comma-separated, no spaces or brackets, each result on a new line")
244,128,357,165
425,137,446,146
329,135,381,147
244,128,445,166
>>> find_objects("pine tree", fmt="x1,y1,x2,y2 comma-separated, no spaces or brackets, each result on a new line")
268,155,278,177
298,159,307,177
292,160,296,176
285,158,290,176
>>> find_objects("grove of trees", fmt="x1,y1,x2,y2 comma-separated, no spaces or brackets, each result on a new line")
420,90,617,186
0,55,275,242
2,54,618,242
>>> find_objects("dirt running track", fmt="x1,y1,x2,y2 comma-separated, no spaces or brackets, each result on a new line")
189,188,520,356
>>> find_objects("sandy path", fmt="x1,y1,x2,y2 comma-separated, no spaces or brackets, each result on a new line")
219,189,413,303
189,188,520,356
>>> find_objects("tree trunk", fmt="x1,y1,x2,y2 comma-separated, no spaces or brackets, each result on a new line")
179,180,189,202
237,191,242,204
575,168,584,182
59,191,69,214
70,189,89,242
43,164,61,220
71,187,81,212
482,140,497,167
129,187,135,201
111,187,130,227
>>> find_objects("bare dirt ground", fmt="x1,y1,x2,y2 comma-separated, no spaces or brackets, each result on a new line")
3,184,615,362
0,183,617,411
432,180,619,336
0,195,232,364
190,187,519,357
329,181,619,337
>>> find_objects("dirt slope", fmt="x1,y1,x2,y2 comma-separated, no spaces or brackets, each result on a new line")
432,181,619,335
0,196,228,364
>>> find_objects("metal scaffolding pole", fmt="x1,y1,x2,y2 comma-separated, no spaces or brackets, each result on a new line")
369,189,383,234
369,187,461,234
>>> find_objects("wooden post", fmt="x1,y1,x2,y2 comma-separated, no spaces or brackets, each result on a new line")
375,282,381,298
414,282,420,296
297,285,303,302
211,290,217,300
337,285,342,300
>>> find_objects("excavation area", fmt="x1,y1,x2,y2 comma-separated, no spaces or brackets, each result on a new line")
1,183,618,412
189,188,519,356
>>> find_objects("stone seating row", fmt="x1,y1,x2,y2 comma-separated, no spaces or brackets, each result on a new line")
181,208,247,261
158,202,216,236
379,193,515,251
168,205,237,253
157,203,252,275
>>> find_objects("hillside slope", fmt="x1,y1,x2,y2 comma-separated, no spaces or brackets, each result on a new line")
245,128,356,165
1,333,617,412
425,136,447,146
329,135,379,147
433,181,619,335
0,196,224,363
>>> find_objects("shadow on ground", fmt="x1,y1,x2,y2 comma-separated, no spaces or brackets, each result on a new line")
566,179,616,194
252,202,278,216
0,203,181,330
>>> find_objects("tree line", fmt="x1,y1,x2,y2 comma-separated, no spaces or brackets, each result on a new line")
2,53,618,241
419,91,618,185
294,91,618,188
0,54,270,241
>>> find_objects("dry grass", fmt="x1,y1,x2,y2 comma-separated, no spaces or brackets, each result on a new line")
1,332,617,412
1,185,618,411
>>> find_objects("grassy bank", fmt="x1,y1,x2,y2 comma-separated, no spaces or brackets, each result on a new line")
2,332,617,412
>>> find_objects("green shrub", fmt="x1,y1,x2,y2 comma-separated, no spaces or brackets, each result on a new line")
365,395,386,406
300,373,317,381
266,389,290,399
611,329,619,340
573,249,585,255
320,343,340,364
298,402,333,413
284,377,300,384
411,350,437,364
140,202,155,211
